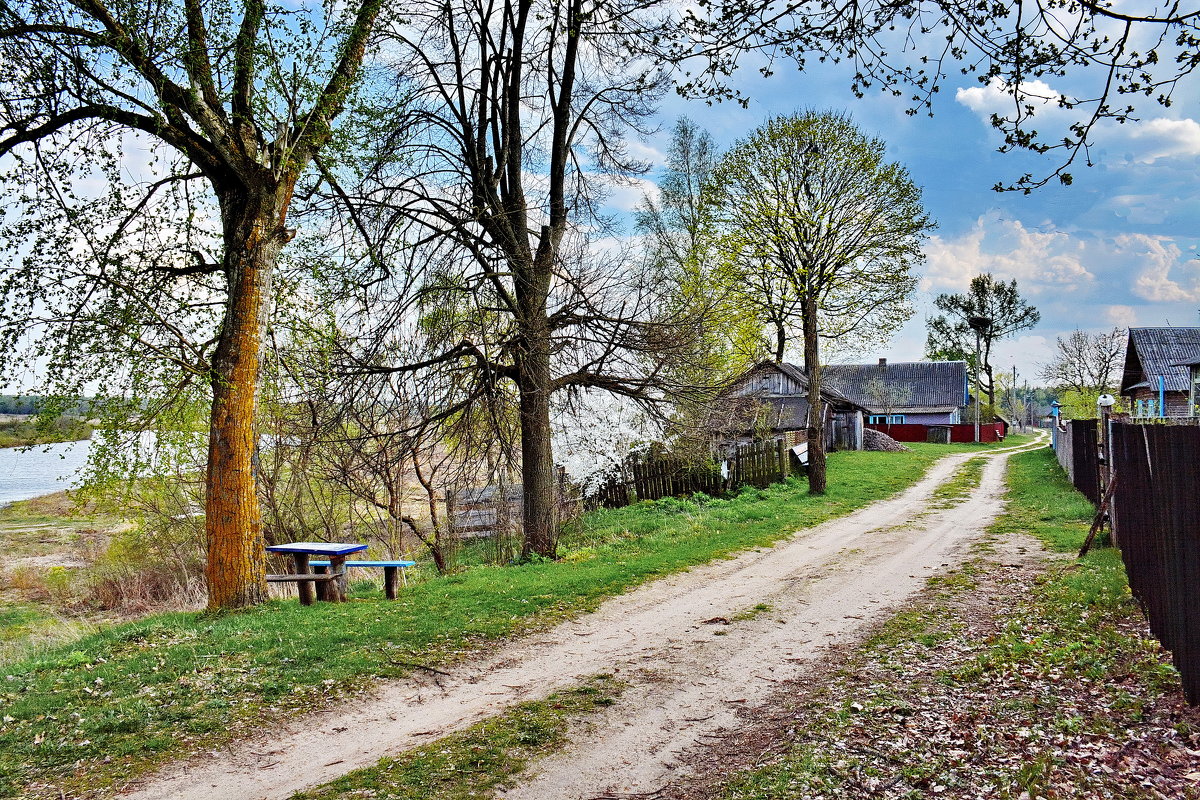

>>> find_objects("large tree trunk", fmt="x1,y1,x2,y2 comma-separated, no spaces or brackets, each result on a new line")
802,295,827,495
204,182,293,610
518,318,558,559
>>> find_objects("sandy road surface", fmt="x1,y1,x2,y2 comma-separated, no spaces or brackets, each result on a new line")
118,434,1046,800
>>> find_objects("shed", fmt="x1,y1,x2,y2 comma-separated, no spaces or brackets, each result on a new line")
711,361,868,451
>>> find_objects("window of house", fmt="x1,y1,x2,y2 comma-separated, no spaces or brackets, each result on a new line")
868,414,905,424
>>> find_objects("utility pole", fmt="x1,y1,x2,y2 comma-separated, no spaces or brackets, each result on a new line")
1024,379,1032,430
1011,364,1018,431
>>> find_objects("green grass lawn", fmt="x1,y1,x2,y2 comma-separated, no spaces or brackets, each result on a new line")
0,439,1020,798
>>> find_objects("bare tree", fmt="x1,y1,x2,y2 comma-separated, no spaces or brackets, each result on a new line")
1039,328,1126,395
333,0,714,558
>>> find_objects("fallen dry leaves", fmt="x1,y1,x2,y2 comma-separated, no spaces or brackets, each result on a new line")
666,542,1200,800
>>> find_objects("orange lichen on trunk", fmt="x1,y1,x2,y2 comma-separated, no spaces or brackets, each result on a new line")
204,204,287,610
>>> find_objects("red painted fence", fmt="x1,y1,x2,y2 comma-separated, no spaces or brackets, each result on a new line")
865,422,1005,443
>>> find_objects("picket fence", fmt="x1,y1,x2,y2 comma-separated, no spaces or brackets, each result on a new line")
589,438,795,509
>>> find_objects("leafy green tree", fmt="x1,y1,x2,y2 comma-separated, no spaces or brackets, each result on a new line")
1057,389,1126,420
0,0,384,609
637,118,766,393
709,111,933,494
925,275,1040,411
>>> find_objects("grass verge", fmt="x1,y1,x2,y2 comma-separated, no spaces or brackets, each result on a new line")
291,675,623,800
0,440,1009,798
712,445,1195,800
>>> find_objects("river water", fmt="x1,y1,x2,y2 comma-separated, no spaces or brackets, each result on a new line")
0,439,94,505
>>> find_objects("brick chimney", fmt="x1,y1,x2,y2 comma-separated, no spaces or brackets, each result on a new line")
878,358,887,366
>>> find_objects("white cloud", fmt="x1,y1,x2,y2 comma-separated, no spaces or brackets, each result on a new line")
1106,194,1171,226
1127,118,1200,163
955,76,1200,165
1117,234,1200,302
955,77,1062,118
625,139,667,165
1105,305,1139,328
921,214,1093,294
603,176,657,212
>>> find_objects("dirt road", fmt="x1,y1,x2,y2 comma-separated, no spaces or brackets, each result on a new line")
120,434,1046,800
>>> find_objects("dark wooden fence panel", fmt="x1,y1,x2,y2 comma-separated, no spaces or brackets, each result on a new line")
1070,419,1101,506
1110,422,1200,704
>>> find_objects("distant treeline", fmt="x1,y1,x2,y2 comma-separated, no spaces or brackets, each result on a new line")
0,395,94,416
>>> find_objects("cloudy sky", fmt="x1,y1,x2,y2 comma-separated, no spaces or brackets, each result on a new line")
616,37,1200,385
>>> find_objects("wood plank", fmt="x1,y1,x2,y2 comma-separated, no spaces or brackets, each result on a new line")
266,573,339,582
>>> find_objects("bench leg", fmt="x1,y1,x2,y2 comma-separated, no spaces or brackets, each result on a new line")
384,566,398,600
313,564,329,602
293,553,314,606
330,555,348,602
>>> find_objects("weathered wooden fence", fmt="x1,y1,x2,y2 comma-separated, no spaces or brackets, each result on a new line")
1110,422,1200,703
1054,419,1101,506
590,438,796,509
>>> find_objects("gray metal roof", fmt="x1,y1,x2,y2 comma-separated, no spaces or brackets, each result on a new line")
1120,327,1200,394
821,361,969,413
727,360,862,408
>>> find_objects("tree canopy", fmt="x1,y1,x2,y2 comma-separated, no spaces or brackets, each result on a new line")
0,0,385,608
925,274,1041,411
709,110,933,492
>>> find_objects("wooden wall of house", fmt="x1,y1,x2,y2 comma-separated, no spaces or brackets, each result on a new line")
1128,387,1193,418
731,370,804,396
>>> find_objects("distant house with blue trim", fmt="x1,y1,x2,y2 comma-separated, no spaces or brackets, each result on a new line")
1119,327,1200,419
822,359,970,426
713,358,970,449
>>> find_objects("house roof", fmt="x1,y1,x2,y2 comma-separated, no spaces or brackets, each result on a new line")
728,361,862,409
713,361,867,433
1120,327,1200,395
821,361,969,414
880,405,961,415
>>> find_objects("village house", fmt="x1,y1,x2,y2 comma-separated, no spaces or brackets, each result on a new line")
712,361,868,451
1119,327,1200,419
822,358,970,426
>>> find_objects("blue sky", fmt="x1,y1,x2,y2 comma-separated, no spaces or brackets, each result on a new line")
615,47,1200,385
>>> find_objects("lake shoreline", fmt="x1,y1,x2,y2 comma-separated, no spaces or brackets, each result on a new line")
0,435,92,450
0,438,91,450
0,438,93,506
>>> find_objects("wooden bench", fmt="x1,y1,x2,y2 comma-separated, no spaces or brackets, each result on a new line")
309,560,416,600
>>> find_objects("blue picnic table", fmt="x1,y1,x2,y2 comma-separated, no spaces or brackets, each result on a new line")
265,542,367,605
266,542,416,603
